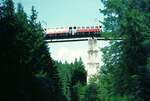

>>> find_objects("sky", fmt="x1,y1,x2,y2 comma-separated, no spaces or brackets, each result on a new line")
13,0,108,68
48,41,109,69
14,0,104,27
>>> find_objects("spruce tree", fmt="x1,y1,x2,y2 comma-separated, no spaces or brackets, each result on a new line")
0,1,66,101
99,0,150,100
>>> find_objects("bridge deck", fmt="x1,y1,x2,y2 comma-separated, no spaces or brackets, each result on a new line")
45,32,100,40
45,32,123,42
45,37,123,43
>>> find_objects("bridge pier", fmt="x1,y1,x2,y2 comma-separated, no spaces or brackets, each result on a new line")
87,38,99,83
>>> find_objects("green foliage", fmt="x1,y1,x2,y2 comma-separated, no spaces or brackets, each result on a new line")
71,58,87,85
56,61,72,101
74,83,86,101
84,83,100,101
0,0,65,101
56,58,87,101
99,0,150,101
99,42,129,100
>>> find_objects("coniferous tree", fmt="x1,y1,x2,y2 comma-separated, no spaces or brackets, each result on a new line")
99,0,150,100
0,0,19,100
0,1,66,101
71,58,87,101
56,58,87,101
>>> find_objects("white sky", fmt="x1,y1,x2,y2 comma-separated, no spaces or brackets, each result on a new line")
48,40,109,68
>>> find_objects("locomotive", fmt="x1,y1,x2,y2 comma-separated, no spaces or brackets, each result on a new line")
45,26,102,39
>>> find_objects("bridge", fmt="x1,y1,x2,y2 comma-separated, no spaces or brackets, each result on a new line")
44,25,117,82
44,26,103,82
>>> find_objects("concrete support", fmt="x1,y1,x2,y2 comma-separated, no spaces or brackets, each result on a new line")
87,38,99,82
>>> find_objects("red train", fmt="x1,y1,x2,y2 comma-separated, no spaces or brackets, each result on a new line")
45,26,102,39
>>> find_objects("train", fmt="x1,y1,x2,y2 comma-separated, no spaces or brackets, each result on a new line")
45,26,102,39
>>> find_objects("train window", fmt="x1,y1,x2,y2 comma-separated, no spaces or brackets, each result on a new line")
82,27,85,29
77,27,80,29
99,26,102,28
86,26,89,29
73,26,76,29
95,26,98,28
69,27,72,33
91,26,94,28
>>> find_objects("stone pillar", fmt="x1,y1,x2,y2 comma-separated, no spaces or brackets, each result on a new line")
87,38,99,83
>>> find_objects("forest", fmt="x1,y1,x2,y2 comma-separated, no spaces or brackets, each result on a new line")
0,0,150,101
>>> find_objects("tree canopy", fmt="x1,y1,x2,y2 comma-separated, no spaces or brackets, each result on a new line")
98,0,150,100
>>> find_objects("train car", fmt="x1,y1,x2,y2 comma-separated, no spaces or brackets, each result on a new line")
76,26,101,33
45,26,102,39
47,27,69,35
46,27,69,39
